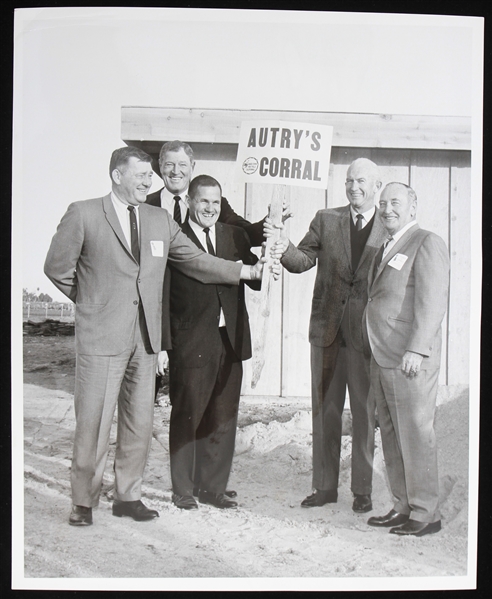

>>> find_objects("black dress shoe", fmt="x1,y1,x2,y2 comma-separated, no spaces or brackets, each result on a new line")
367,509,409,528
193,487,237,499
301,489,338,508
352,494,373,513
112,499,159,521
198,490,238,509
172,494,198,510
390,519,441,537
69,505,93,526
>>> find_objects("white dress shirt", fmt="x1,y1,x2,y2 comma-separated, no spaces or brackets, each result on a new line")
159,187,188,222
382,220,418,259
111,192,139,249
350,205,376,230
188,219,225,327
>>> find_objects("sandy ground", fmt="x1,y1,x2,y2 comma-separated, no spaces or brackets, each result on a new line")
21,335,470,585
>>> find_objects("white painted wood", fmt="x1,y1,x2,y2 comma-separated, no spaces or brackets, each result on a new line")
448,154,472,385
122,107,471,150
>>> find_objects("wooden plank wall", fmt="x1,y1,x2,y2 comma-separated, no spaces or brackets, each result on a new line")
187,147,471,396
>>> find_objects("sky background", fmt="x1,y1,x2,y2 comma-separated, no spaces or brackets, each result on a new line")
13,8,482,302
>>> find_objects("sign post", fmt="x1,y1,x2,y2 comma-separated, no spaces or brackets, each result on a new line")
236,120,333,388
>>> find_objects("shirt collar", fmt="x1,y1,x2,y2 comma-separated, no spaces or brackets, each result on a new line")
161,186,188,203
111,191,139,211
188,218,216,241
350,205,375,225
388,219,418,244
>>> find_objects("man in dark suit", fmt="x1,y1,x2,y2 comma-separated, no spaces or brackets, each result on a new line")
44,147,266,526
161,175,261,510
364,182,449,537
270,158,387,513
147,140,268,405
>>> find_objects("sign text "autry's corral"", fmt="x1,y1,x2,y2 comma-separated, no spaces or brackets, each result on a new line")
236,121,333,189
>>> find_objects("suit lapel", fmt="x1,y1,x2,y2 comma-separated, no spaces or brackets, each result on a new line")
339,206,352,267
372,224,421,286
182,221,206,252
215,223,223,258
138,205,152,265
356,213,384,274
102,194,135,262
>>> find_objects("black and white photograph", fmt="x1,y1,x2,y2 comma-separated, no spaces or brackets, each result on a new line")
12,7,483,592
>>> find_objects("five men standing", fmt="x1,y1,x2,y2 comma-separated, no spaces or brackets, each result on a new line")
44,141,450,538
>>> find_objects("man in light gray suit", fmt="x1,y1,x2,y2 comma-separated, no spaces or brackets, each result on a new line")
270,158,387,512
44,146,266,526
364,182,449,537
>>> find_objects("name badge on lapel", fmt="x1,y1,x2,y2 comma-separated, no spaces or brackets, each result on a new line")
150,240,164,257
388,253,408,270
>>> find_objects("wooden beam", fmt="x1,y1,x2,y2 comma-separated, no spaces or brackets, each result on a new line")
121,106,470,151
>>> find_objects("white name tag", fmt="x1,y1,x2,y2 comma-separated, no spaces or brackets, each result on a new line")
388,253,408,270
150,240,164,257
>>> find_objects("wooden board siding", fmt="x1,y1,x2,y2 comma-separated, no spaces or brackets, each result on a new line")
121,107,472,394
122,107,471,151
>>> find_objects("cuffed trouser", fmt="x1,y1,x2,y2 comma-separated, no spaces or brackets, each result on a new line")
71,307,156,507
370,356,440,523
310,316,375,495
169,328,242,497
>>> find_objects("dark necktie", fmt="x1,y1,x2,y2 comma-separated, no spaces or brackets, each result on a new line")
356,214,364,231
203,227,215,256
375,236,394,271
127,206,140,264
173,196,182,225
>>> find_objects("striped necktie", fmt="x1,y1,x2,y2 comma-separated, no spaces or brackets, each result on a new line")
173,196,182,225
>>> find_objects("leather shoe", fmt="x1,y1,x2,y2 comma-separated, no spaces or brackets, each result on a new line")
193,487,237,499
198,490,238,509
352,494,373,513
390,519,441,537
172,494,198,510
367,509,409,528
69,505,93,526
112,499,159,521
301,489,337,508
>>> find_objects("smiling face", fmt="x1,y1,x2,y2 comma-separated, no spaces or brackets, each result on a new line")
111,157,153,205
345,159,382,213
378,183,417,235
159,149,195,195
187,184,221,228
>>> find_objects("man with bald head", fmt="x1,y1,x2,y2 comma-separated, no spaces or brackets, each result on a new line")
271,158,387,512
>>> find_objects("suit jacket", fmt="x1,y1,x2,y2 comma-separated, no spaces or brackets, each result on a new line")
363,225,449,369
44,194,243,356
168,221,260,367
146,188,265,247
281,205,387,351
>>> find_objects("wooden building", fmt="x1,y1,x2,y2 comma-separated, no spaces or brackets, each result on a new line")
122,107,471,397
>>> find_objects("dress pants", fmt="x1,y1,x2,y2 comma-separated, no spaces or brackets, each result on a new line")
71,306,157,507
369,356,440,523
169,328,242,496
310,310,375,495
